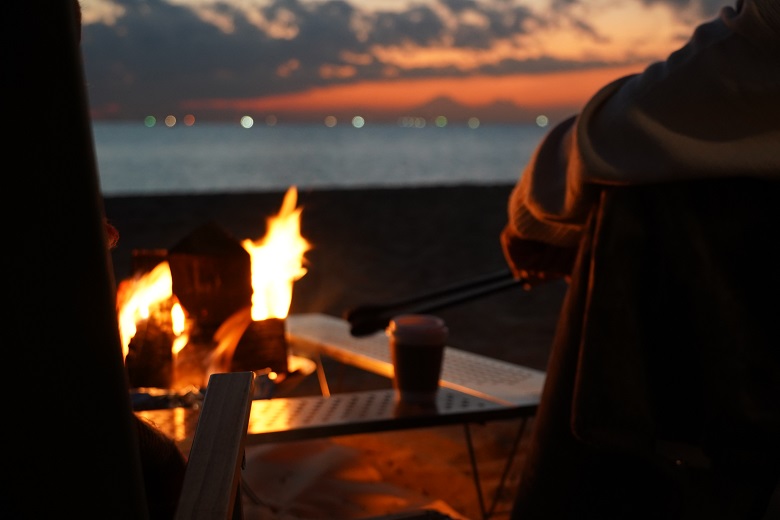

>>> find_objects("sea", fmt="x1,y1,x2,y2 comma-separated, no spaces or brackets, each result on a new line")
92,121,549,196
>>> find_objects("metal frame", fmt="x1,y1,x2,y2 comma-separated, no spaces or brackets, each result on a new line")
282,313,543,520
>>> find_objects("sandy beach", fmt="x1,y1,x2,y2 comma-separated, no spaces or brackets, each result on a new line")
105,184,567,519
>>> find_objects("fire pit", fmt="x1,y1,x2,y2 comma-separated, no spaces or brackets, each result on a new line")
117,187,310,393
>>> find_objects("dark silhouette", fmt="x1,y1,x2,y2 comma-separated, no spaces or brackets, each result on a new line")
501,1,780,518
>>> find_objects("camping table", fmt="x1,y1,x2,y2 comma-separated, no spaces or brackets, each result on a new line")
141,313,545,520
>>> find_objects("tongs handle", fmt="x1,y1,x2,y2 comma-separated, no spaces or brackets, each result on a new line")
343,269,521,336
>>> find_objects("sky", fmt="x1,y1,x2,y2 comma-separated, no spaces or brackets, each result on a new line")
79,0,726,124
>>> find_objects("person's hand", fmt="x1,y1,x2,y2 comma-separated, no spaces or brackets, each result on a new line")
500,232,577,290
516,267,568,290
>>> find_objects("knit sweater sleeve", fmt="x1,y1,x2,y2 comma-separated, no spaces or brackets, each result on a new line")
504,0,780,252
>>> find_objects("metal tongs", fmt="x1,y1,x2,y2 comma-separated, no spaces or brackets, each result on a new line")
343,269,522,336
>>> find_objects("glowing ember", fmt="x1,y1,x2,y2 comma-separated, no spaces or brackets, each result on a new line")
242,186,311,321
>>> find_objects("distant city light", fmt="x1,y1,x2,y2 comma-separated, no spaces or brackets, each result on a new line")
265,115,277,126
144,116,156,128
183,114,196,126
468,117,480,129
240,116,254,128
324,115,337,127
414,117,426,128
351,116,365,128
536,115,549,128
435,116,447,127
165,115,176,127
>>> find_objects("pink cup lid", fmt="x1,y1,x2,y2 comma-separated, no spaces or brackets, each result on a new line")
386,314,448,345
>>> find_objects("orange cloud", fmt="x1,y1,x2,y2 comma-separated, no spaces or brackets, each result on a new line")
201,63,647,114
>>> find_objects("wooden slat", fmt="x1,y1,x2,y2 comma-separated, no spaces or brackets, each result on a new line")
175,371,255,520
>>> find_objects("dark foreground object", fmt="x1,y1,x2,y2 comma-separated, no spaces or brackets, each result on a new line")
512,178,780,520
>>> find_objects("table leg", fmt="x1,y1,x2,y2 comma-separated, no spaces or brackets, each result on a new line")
463,418,528,520
311,351,332,396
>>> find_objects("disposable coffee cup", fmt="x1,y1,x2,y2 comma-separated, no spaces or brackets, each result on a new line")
386,314,448,405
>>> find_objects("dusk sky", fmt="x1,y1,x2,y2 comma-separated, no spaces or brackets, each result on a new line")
80,0,725,124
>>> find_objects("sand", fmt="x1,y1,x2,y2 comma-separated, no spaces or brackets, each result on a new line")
104,185,567,519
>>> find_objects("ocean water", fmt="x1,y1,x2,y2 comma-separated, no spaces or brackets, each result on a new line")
93,122,548,196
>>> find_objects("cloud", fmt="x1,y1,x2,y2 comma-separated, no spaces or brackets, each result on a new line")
80,0,714,120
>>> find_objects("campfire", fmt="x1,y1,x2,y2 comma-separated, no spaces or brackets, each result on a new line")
116,186,311,392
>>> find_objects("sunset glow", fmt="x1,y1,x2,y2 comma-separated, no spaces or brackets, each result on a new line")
80,0,719,122
185,64,646,114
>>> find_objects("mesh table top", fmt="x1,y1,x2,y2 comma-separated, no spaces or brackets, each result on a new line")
140,386,532,446
244,387,530,444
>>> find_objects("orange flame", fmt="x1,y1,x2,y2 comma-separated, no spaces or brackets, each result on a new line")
208,187,311,376
170,302,189,356
116,261,189,360
117,261,174,358
242,186,311,321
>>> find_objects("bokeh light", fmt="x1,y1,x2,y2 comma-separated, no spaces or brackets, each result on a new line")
397,117,416,128
240,116,254,128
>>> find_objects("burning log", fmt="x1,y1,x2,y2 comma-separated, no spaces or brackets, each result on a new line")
124,299,176,388
229,317,289,375
168,222,253,334
208,309,290,378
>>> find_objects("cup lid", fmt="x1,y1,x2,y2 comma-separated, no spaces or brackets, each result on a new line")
386,314,448,345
